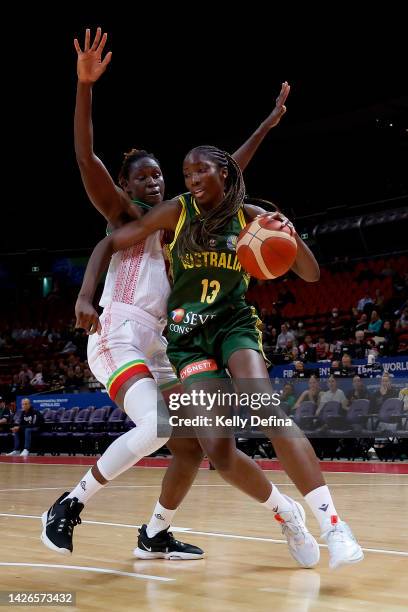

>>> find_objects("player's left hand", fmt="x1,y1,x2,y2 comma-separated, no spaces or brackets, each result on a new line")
263,81,291,129
257,211,296,233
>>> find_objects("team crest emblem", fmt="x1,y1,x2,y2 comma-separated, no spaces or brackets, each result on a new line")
226,235,237,251
209,238,217,248
171,308,185,323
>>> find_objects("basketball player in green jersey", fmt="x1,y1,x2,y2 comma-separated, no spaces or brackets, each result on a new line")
77,144,364,569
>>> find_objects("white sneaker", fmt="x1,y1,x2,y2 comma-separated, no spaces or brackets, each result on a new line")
6,450,20,456
274,495,320,568
321,517,364,569
20,449,29,457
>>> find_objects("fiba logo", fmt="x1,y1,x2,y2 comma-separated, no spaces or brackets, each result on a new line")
226,235,237,251
171,308,185,323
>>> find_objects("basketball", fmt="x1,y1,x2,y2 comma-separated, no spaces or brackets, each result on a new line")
236,215,297,280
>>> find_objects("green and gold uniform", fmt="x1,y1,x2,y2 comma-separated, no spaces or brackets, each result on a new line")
165,193,264,381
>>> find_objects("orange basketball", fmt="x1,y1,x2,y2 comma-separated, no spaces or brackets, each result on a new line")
236,216,297,280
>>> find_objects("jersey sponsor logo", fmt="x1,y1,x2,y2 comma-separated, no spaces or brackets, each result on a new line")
169,310,217,335
226,235,237,251
180,359,219,380
170,308,185,323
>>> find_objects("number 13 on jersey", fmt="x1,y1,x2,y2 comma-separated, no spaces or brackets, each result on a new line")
200,279,221,303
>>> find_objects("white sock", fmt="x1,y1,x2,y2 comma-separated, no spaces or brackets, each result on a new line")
261,483,292,514
304,485,339,531
146,501,177,538
65,468,105,505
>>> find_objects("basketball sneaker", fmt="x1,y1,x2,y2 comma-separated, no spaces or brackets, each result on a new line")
41,492,83,555
274,494,320,568
321,516,364,569
6,450,20,456
134,524,204,560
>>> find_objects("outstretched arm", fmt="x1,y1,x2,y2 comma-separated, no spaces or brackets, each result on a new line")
232,82,290,172
75,200,180,333
74,28,137,226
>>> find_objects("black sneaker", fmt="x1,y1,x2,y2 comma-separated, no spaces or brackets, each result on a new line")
41,492,83,555
134,524,204,560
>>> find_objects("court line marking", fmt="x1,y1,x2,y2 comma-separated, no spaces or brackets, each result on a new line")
1,513,407,557
1,461,407,475
0,482,407,494
0,562,174,582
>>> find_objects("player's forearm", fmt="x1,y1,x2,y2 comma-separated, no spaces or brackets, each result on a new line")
292,235,320,282
74,82,94,163
232,122,271,172
79,236,114,302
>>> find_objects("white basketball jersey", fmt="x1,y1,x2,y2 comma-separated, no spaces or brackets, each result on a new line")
99,231,170,319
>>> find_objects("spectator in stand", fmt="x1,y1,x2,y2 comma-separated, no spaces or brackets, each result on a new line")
0,397,11,433
292,360,308,378
373,288,385,312
330,339,345,361
347,376,371,405
398,387,408,411
368,310,383,335
280,383,297,414
293,321,305,343
282,340,298,362
264,327,278,357
315,336,331,360
17,364,33,387
30,365,46,388
294,375,321,409
355,313,368,332
316,376,348,414
375,320,397,356
357,293,373,314
298,334,316,363
322,308,344,342
73,365,84,388
396,306,408,331
370,372,398,414
337,353,357,377
276,323,296,351
352,330,368,359
7,398,44,457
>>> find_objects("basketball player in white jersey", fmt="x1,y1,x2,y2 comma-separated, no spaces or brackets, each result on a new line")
41,28,319,565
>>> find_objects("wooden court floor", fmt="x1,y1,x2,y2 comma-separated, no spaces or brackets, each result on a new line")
0,463,407,611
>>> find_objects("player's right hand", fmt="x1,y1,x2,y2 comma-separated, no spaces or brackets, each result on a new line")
74,27,112,84
75,297,102,335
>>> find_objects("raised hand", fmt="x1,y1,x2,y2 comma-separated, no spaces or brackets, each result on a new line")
75,296,102,335
263,81,291,129
74,27,112,84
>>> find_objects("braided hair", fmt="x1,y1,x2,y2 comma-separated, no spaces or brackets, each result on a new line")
177,145,245,256
118,148,161,188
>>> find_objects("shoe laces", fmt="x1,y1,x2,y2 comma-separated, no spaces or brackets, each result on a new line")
165,530,183,547
57,499,82,534
275,511,306,540
323,523,346,544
